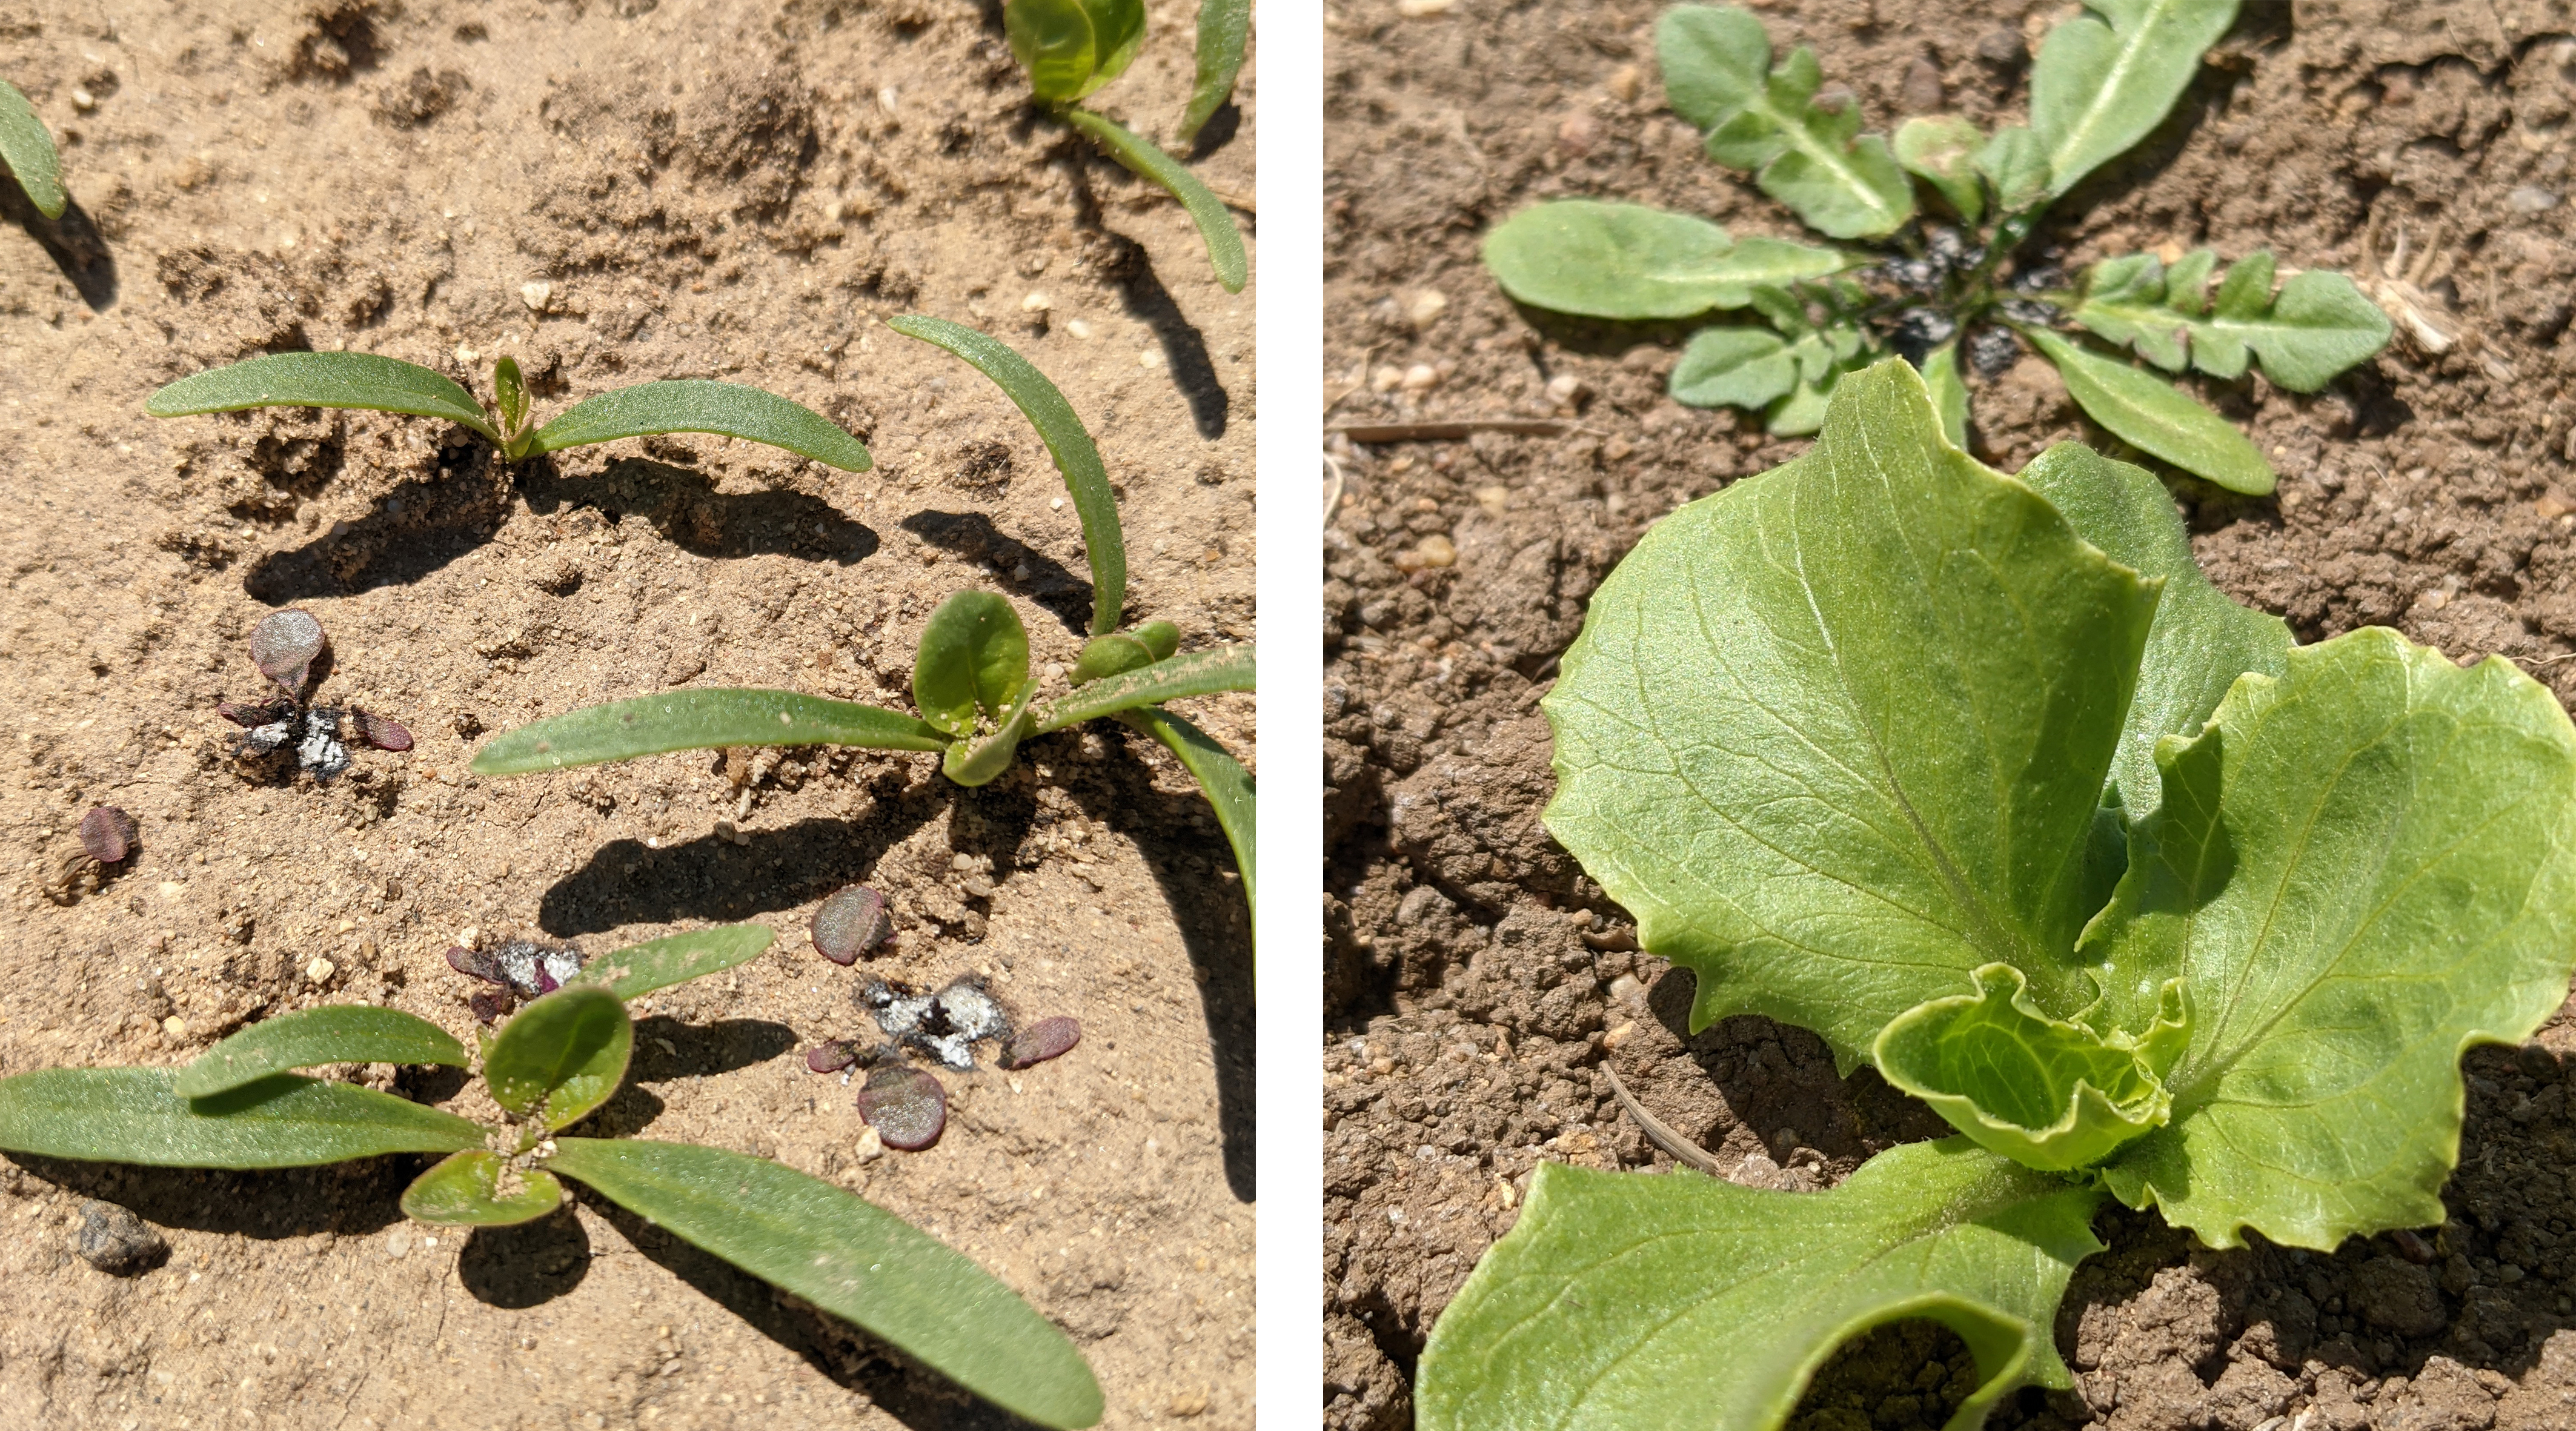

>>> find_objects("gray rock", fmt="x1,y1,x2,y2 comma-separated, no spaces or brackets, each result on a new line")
75,1200,167,1274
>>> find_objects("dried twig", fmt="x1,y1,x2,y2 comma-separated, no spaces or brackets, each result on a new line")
1602,1063,1728,1176
1332,419,1573,443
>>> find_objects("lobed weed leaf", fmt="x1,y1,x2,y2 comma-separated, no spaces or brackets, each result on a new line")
1658,5,1913,238
2024,328,2274,493
2071,248,2394,391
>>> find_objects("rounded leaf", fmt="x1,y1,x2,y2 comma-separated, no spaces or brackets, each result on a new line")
1484,201,1845,321
250,609,327,694
78,806,138,863
483,986,632,1132
1007,0,1146,102
401,1149,566,1226
855,1065,948,1150
1670,326,1799,410
913,591,1031,736
812,886,893,965
1001,1017,1083,1070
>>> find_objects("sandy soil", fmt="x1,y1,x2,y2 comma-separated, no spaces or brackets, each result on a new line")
1323,0,2576,1426
0,0,1254,1426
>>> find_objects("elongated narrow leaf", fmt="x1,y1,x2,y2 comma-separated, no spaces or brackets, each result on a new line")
0,79,65,219
0,1067,482,1167
1034,644,1255,732
493,355,530,441
2086,628,2576,1249
1176,0,1248,142
2025,328,2273,494
1670,326,1799,410
1063,108,1249,293
1545,360,2158,1062
1117,708,1254,919
470,691,949,776
1894,115,1986,224
402,1149,566,1226
567,925,775,1001
1482,201,1848,320
914,590,1031,735
145,352,501,442
1008,0,1144,102
1657,5,1914,239
548,1137,1103,1429
483,987,632,1132
2071,250,2392,391
1416,1142,2102,1430
526,380,872,471
2015,442,2291,815
176,1006,468,1098
1920,341,1969,447
2030,0,2239,199
887,314,1129,634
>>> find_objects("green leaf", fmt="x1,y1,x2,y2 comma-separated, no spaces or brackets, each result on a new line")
1658,6,1914,239
492,355,530,442
469,690,949,776
1033,643,1255,733
2071,250,2392,392
0,1067,483,1168
2029,0,2239,199
1974,125,2052,215
2084,628,2576,1249
1670,326,1799,410
1541,359,2160,1063
525,380,872,471
1175,0,1248,142
0,79,65,219
2024,328,2274,494
886,314,1130,634
483,987,632,1134
1920,342,1970,448
401,1149,566,1227
175,1006,469,1098
145,351,502,443
566,925,775,1001
2014,442,2291,815
1876,963,2180,1170
914,591,1031,736
1063,107,1249,294
1116,707,1255,920
1071,632,1158,685
1482,201,1848,320
1007,0,1144,103
1415,1141,2102,1430
1893,115,1985,224
942,688,1040,788
547,1137,1103,1428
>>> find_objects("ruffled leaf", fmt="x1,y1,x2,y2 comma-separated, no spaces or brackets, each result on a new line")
2071,249,2392,391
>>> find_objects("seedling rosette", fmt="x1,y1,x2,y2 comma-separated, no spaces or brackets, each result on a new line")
1413,359,2576,1427
0,923,1103,1428
1478,0,2395,494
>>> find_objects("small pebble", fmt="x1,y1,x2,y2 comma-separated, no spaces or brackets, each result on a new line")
856,1066,947,1150
162,1015,187,1039
79,806,139,864
1398,288,1449,331
519,281,554,312
248,609,327,693
1396,0,1455,15
853,1126,886,1163
1001,1017,1083,1070
75,1201,166,1274
2508,186,2561,213
307,956,336,983
813,885,894,965
1900,55,1945,112
385,1228,413,1259
1399,363,1441,393
69,87,96,111
1606,65,1642,104
1021,291,1051,311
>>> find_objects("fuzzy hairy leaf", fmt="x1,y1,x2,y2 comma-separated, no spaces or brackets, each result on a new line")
176,1006,468,1098
2015,442,2291,815
1670,326,1800,410
1415,1143,2102,1430
1974,125,2051,215
2085,629,2576,1248
1063,107,1249,293
2025,328,2274,494
402,1149,566,1226
145,352,501,442
914,591,1032,736
566,925,775,1001
469,691,949,775
483,987,631,1132
2071,249,2392,391
1893,115,1985,224
0,1067,482,1167
2030,0,2239,199
525,380,872,471
1658,5,1914,238
1117,707,1255,920
1483,201,1848,320
1176,0,1248,142
1008,0,1144,102
1033,643,1255,732
1542,359,2159,1064
0,79,65,219
548,1137,1103,1428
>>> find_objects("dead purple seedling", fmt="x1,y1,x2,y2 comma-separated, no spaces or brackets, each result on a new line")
1001,1016,1081,1071
78,806,139,865
855,1063,948,1150
248,609,327,696
448,937,586,1021
812,884,894,965
44,805,141,905
805,1039,863,1074
864,976,1011,1070
217,609,410,783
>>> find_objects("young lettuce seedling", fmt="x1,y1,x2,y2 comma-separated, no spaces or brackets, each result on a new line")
1413,359,2576,1428
0,923,1105,1429
1007,0,1249,293
467,317,1256,926
0,79,66,219
145,351,872,471
1479,1,2394,494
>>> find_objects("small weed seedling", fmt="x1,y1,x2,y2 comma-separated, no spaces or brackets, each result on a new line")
1412,360,2576,1427
0,925,1105,1429
1007,0,1250,293
146,351,872,472
468,316,1257,926
217,608,413,782
0,79,65,219
41,806,139,906
1481,1,2394,494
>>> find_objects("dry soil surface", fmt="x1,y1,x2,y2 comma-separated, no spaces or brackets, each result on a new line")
0,1,1255,1427
1324,0,2576,1427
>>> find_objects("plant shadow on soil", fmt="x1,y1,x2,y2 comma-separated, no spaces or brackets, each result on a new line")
0,181,117,310
901,509,1097,636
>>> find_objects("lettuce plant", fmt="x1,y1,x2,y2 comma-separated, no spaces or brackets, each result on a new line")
1413,359,2576,1427
1479,1,2394,495
1007,0,1249,293
0,78,65,219
466,316,1256,924
0,925,1104,1429
145,351,873,471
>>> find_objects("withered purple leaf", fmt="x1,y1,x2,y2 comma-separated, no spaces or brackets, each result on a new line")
855,1064,947,1150
352,709,414,752
812,885,894,965
78,807,139,865
1001,1017,1081,1071
249,609,327,694
805,1040,861,1074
